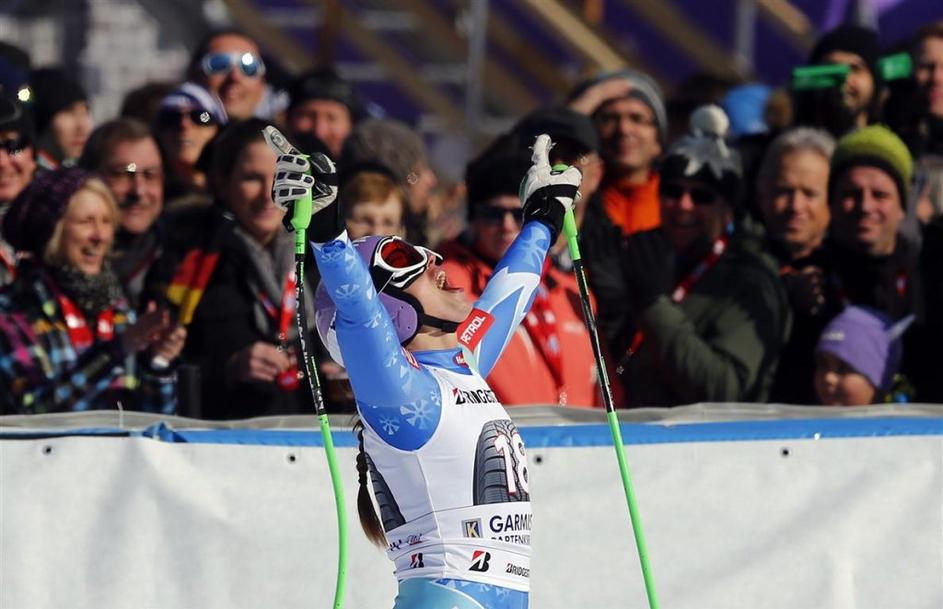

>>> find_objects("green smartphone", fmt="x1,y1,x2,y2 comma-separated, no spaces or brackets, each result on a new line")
878,52,913,81
791,63,850,90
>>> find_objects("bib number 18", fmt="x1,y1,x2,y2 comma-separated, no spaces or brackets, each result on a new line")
494,430,529,496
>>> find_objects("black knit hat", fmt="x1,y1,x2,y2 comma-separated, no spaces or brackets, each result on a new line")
288,66,364,121
29,68,88,135
0,41,30,98
810,25,881,82
465,133,531,219
659,105,742,203
2,167,92,256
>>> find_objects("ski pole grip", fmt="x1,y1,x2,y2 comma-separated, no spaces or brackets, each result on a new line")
551,162,582,261
291,156,313,255
563,210,580,261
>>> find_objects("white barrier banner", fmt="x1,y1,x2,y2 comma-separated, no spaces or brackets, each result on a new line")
1,415,941,609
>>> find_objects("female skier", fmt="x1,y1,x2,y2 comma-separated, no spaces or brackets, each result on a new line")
272,134,580,609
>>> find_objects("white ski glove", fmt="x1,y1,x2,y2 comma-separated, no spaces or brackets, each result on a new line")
519,134,582,238
263,126,341,241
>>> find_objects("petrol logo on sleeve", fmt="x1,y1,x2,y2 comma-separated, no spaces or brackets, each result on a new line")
457,309,494,351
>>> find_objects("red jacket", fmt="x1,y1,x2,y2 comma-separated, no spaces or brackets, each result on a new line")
439,239,603,407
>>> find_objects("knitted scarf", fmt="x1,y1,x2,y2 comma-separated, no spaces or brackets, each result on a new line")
50,263,125,318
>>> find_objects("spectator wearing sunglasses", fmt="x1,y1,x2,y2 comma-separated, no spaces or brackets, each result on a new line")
617,105,789,407
188,30,268,122
437,134,602,407
29,67,93,170
287,66,363,158
0,96,37,286
79,118,168,307
154,82,227,198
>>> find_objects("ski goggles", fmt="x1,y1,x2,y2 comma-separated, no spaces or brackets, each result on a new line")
371,236,442,291
200,51,266,78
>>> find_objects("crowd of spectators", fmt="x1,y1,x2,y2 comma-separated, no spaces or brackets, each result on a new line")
0,20,941,417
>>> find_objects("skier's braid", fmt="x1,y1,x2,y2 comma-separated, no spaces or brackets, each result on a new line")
354,420,387,547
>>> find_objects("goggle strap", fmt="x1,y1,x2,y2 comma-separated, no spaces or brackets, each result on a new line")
383,286,459,337
421,314,459,334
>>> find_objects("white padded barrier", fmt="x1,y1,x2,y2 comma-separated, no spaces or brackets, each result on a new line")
1,404,940,609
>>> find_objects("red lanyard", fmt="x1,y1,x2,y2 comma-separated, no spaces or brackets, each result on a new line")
0,246,15,280
669,236,728,302
258,271,298,343
258,271,300,391
618,236,728,372
895,271,907,298
57,292,114,352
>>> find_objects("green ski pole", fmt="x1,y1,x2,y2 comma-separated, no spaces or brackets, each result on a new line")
557,165,659,609
264,126,348,609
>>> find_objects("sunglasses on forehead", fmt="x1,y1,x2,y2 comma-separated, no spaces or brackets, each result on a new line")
660,182,719,206
157,108,219,129
103,162,163,184
370,236,443,291
0,134,29,155
475,205,524,224
200,51,266,78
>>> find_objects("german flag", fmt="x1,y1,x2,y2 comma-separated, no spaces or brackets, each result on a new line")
166,248,221,325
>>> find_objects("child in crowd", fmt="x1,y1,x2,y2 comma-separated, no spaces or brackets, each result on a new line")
813,306,912,406
341,166,407,240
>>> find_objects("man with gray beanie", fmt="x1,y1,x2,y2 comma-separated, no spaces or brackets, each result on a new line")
569,68,667,235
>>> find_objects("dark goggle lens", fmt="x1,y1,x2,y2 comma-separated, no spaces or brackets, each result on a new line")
0,135,27,155
661,183,718,206
477,206,524,224
157,109,217,128
380,239,424,269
